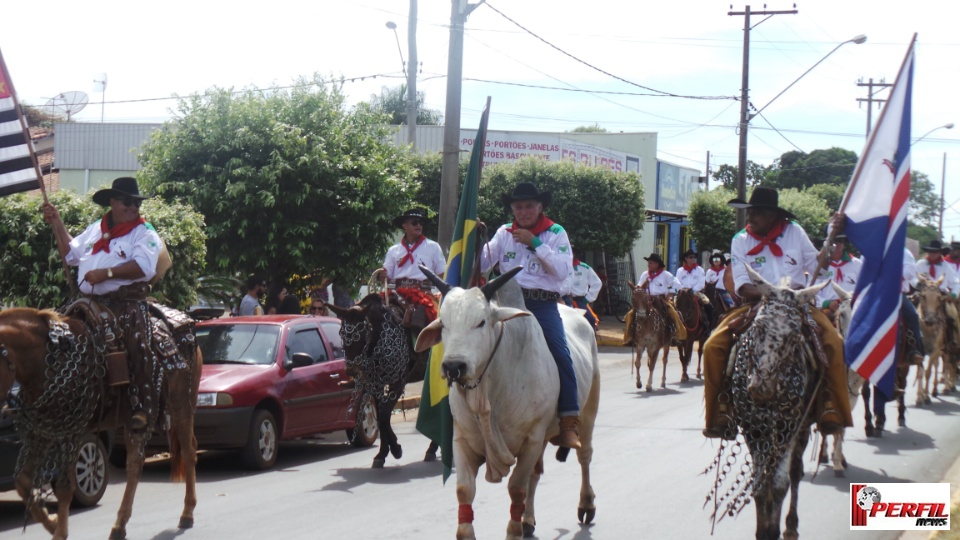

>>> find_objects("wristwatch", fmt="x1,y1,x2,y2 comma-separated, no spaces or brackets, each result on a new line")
107,268,113,279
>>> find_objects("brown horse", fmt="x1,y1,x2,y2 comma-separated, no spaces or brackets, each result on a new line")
627,284,675,391
915,275,954,404
674,288,710,382
0,307,200,540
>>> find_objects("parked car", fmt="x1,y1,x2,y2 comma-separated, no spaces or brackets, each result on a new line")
1,385,112,507
167,315,378,470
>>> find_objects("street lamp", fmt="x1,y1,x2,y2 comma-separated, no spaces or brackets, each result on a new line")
385,21,405,73
735,34,867,229
386,12,419,149
912,122,954,147
913,122,958,238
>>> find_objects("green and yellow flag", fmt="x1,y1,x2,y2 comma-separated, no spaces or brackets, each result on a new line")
416,98,490,482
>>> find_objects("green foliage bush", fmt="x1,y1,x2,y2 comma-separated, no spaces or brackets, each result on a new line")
0,191,206,309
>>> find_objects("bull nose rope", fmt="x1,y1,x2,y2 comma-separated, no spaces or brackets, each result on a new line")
457,322,505,390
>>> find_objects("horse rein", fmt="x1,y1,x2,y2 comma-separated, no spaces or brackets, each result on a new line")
459,321,505,390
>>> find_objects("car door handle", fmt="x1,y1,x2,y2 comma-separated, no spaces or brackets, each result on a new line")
329,373,340,379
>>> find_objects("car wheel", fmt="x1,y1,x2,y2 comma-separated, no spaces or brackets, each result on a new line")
72,432,109,508
346,393,379,448
241,409,278,470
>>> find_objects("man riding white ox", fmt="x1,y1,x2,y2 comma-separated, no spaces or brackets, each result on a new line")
415,266,600,540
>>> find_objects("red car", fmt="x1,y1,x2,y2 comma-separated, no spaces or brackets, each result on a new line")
190,315,379,469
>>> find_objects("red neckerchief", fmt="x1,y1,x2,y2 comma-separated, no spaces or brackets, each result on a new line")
646,268,664,285
507,214,555,236
91,212,146,254
829,252,852,282
928,256,942,277
572,257,581,268
946,254,960,270
682,262,699,272
710,263,724,272
397,235,426,267
745,219,789,257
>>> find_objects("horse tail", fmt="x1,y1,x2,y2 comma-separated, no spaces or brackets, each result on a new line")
168,426,186,483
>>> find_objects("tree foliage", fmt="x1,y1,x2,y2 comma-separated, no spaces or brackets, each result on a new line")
805,183,845,213
907,222,940,247
477,158,645,257
369,84,442,126
909,170,940,228
570,124,607,133
712,161,771,190
138,76,421,290
0,190,205,309
766,147,857,190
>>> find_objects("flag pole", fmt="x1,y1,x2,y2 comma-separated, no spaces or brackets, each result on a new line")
810,33,917,284
0,47,77,296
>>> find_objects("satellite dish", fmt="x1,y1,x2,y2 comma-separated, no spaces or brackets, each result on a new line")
42,91,89,121
93,73,107,93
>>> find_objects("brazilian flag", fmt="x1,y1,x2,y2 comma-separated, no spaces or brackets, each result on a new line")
416,98,490,482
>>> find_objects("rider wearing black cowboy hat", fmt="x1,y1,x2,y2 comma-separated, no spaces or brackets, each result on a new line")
479,182,583,449
621,252,688,344
705,250,735,309
42,176,186,433
702,187,853,439
374,208,446,290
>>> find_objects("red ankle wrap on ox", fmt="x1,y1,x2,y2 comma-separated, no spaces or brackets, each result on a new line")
458,504,474,524
510,503,525,522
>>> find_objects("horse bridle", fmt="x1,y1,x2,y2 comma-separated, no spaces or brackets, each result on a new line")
458,321,506,391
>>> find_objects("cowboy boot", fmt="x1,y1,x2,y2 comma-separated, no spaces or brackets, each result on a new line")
558,415,582,449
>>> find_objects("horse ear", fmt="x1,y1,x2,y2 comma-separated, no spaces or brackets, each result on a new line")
627,281,636,289
797,279,829,305
831,281,851,301
743,263,776,298
415,319,443,353
935,275,945,287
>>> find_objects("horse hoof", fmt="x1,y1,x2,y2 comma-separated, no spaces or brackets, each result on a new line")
178,517,194,529
372,458,386,468
390,444,403,459
875,429,884,438
818,454,829,465
556,447,570,462
522,522,535,537
646,386,652,393
834,469,845,478
660,382,665,389
864,426,875,438
109,528,126,540
424,452,437,462
842,458,848,468
680,373,689,383
636,381,642,390
578,507,596,524
925,396,932,405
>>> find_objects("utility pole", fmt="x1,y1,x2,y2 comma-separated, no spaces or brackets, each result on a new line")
728,5,797,230
407,0,418,148
856,78,892,136
940,152,947,239
439,0,483,250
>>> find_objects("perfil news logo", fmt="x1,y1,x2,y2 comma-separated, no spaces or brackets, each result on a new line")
850,483,950,530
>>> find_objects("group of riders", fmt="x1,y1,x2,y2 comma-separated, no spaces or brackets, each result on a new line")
34,176,960,456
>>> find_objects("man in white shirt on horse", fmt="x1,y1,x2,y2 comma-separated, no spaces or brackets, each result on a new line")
622,253,687,344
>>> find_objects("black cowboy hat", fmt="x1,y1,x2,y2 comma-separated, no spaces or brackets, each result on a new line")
501,182,552,209
727,186,797,221
709,250,727,265
643,253,665,267
922,239,945,252
681,249,697,259
92,177,151,207
391,208,432,228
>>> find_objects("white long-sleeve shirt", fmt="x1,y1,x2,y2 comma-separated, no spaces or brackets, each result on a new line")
676,264,706,292
730,221,818,293
638,269,681,296
563,262,603,302
480,220,572,293
903,248,918,293
705,265,727,291
916,257,960,296
66,219,161,295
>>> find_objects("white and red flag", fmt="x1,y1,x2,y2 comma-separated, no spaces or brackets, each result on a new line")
841,35,916,399
0,48,40,196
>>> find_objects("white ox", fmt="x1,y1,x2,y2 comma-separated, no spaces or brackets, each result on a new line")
415,266,601,540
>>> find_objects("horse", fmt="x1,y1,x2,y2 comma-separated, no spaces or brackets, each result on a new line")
915,274,953,405
0,307,200,540
705,266,828,540
627,283,675,391
415,266,600,539
674,288,710,382
704,281,733,331
324,292,438,468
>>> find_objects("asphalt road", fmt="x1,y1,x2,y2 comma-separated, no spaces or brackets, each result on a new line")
2,345,959,540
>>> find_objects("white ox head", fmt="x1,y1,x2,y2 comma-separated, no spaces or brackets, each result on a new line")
414,266,530,386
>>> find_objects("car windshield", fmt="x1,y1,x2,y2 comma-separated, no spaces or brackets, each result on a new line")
196,324,281,366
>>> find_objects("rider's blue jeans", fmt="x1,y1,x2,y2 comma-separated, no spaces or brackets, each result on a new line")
525,297,580,416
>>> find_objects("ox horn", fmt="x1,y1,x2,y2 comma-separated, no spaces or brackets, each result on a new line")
418,264,452,296
480,266,522,301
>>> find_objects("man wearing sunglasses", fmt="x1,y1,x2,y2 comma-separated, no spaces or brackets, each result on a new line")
375,208,445,290
42,176,183,433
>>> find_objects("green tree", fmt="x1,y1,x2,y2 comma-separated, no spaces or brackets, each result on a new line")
907,222,940,247
369,84,442,125
712,161,770,190
0,190,206,309
570,124,607,133
766,147,857,190
477,158,645,257
138,76,420,289
805,183,845,213
909,170,940,228
687,187,737,253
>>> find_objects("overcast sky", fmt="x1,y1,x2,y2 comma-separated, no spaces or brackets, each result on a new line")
4,0,959,238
